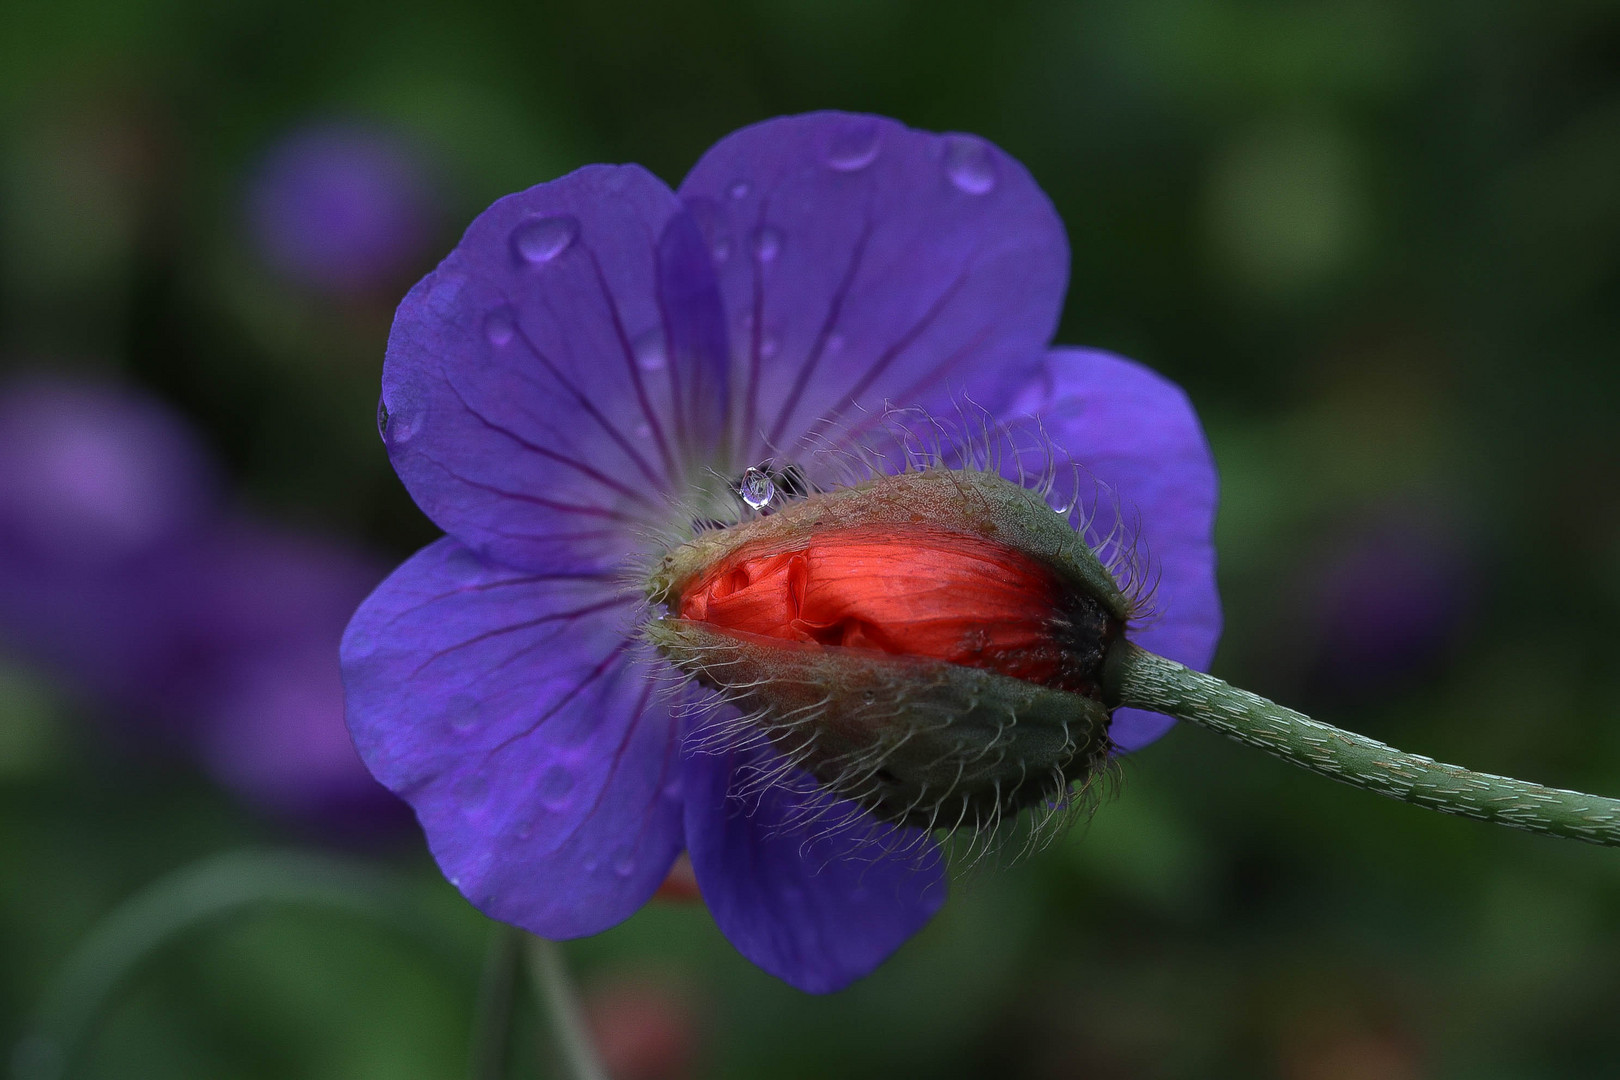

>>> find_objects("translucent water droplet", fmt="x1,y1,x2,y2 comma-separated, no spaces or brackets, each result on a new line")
634,422,652,440
376,387,422,446
539,765,574,809
759,335,779,360
729,180,751,200
454,773,491,811
738,466,776,509
826,332,846,354
826,118,882,171
510,214,579,264
633,328,667,371
483,306,516,346
612,845,637,877
943,136,997,195
751,225,782,263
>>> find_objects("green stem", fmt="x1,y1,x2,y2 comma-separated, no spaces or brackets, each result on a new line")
11,850,462,1080
1107,643,1620,847
523,936,609,1080
468,924,522,1080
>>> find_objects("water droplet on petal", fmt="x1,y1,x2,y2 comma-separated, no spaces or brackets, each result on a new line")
377,385,422,446
729,180,751,200
510,214,579,264
826,332,846,354
613,845,637,877
943,136,997,195
738,466,776,510
483,306,516,346
633,328,667,371
826,118,882,171
759,335,779,360
539,764,575,809
454,773,491,812
634,422,652,440
751,225,782,263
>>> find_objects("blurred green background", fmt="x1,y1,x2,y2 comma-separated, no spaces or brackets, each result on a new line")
4,0,1620,1077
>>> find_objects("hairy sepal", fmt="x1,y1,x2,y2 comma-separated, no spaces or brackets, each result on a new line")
646,617,1111,829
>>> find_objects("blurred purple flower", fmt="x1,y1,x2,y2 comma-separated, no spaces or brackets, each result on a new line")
246,122,437,293
343,113,1221,991
0,376,408,837
1302,505,1474,700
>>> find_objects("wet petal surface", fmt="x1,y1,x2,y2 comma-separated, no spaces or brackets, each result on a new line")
343,537,684,936
683,740,946,993
680,112,1068,462
382,165,729,573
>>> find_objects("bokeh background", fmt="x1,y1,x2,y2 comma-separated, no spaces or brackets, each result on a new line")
3,0,1620,1077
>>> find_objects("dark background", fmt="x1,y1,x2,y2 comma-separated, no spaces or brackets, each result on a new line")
4,0,1620,1077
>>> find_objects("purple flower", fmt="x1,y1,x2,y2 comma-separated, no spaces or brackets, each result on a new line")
246,122,438,294
1300,503,1475,700
0,376,408,836
343,113,1220,992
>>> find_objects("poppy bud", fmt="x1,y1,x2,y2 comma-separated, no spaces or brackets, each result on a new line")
644,468,1129,830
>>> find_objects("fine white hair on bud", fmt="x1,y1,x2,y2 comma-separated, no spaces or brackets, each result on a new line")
644,464,1134,850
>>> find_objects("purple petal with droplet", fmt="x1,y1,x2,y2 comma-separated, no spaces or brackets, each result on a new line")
682,740,946,993
342,537,684,936
678,112,1067,461
382,165,728,573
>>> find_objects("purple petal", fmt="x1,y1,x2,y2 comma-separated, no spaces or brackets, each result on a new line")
1006,348,1222,750
683,741,946,994
381,164,728,573
656,211,732,461
678,112,1068,461
342,537,684,937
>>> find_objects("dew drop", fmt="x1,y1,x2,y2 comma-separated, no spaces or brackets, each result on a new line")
751,225,782,263
454,773,491,811
729,180,751,200
633,328,667,371
538,764,575,809
612,845,637,877
825,118,882,172
510,214,579,264
943,135,997,195
738,466,776,509
483,306,516,346
376,386,422,446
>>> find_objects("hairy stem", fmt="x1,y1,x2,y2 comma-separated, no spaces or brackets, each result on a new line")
1107,643,1620,846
